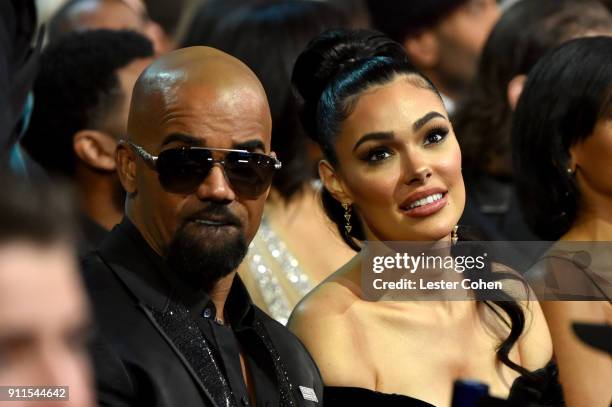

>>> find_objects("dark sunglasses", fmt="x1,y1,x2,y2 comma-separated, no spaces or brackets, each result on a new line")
125,141,281,199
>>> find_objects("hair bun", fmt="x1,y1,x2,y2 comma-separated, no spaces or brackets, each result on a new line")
292,29,408,141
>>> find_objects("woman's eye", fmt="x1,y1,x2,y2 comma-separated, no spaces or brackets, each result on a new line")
365,148,392,162
424,128,449,145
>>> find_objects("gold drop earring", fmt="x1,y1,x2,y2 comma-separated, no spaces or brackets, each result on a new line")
342,203,352,234
452,225,459,245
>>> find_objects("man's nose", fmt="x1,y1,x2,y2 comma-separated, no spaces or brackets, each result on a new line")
194,164,236,202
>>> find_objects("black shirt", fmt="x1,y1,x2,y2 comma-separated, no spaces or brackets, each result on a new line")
79,214,109,254
120,218,283,407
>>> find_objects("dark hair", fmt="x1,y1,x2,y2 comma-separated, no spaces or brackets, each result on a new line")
293,28,533,378
181,0,265,48
0,172,76,246
200,0,349,201
21,29,153,176
365,0,467,42
292,29,436,250
513,36,612,240
453,0,612,178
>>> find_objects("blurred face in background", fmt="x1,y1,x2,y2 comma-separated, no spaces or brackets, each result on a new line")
321,74,465,242
434,0,500,92
571,117,612,207
0,242,94,407
62,0,170,54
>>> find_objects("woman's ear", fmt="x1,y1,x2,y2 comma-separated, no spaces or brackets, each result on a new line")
115,141,137,194
73,130,117,171
319,160,352,204
568,144,581,174
507,75,527,111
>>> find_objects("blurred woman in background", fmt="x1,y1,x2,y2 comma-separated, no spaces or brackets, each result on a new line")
513,36,612,407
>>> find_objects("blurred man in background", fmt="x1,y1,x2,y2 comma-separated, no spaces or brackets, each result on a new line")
47,0,173,54
0,174,94,407
22,29,154,251
366,0,500,113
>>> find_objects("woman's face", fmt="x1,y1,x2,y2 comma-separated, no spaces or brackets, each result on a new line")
321,75,465,242
571,117,612,204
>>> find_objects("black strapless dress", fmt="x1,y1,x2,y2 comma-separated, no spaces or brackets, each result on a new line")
324,362,563,406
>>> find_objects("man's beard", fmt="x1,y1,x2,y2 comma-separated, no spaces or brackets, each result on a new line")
166,203,248,291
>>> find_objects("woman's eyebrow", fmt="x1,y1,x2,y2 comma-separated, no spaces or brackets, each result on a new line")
413,111,446,132
353,131,394,152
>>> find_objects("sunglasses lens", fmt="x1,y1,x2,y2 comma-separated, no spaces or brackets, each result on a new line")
156,148,212,193
225,152,276,198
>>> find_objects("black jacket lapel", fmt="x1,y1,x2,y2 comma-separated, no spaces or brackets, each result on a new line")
95,221,234,407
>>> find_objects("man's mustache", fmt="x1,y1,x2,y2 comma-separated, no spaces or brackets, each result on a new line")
185,203,242,227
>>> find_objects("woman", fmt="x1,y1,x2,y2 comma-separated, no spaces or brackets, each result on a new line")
513,36,612,407
183,1,355,324
288,29,556,406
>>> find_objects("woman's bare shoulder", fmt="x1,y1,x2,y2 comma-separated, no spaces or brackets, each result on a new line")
288,274,374,386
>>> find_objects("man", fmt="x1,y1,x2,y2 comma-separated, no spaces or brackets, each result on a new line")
366,0,500,112
47,0,173,54
82,47,323,406
22,30,154,250
0,174,94,407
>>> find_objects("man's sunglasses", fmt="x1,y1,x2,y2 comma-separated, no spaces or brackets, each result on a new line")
124,141,281,199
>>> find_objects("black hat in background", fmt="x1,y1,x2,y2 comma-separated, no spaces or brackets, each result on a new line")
365,0,468,42
0,0,39,164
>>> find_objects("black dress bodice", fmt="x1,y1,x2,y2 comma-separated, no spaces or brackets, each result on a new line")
323,362,562,406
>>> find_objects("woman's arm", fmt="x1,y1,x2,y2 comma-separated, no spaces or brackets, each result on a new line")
541,301,612,407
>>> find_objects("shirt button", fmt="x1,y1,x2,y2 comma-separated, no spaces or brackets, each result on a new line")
202,308,212,319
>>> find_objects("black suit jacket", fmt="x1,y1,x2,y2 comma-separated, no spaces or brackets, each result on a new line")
82,220,323,407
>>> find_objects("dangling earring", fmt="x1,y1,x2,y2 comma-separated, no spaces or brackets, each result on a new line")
342,203,352,234
567,167,574,175
451,225,459,245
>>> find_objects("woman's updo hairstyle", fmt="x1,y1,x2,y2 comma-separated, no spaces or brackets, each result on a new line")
292,29,438,250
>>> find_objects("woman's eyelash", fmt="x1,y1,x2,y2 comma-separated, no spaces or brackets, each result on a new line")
362,147,393,163
424,127,449,145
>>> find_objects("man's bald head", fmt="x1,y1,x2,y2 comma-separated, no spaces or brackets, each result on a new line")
128,46,270,146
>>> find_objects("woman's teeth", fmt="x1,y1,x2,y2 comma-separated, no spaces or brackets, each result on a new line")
407,193,444,210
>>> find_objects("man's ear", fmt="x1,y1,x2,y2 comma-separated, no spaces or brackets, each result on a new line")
507,74,527,111
403,31,439,69
73,130,117,171
115,141,137,194
319,160,352,204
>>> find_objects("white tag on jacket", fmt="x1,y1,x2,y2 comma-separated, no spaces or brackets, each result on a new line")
299,386,318,403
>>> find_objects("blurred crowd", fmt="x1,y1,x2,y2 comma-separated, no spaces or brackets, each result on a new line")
0,0,611,406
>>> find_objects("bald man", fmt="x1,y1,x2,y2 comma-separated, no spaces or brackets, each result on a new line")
82,47,322,407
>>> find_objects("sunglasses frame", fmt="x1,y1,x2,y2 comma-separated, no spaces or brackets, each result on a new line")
122,140,282,195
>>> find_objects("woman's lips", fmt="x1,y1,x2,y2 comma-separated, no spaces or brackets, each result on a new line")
401,192,448,218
